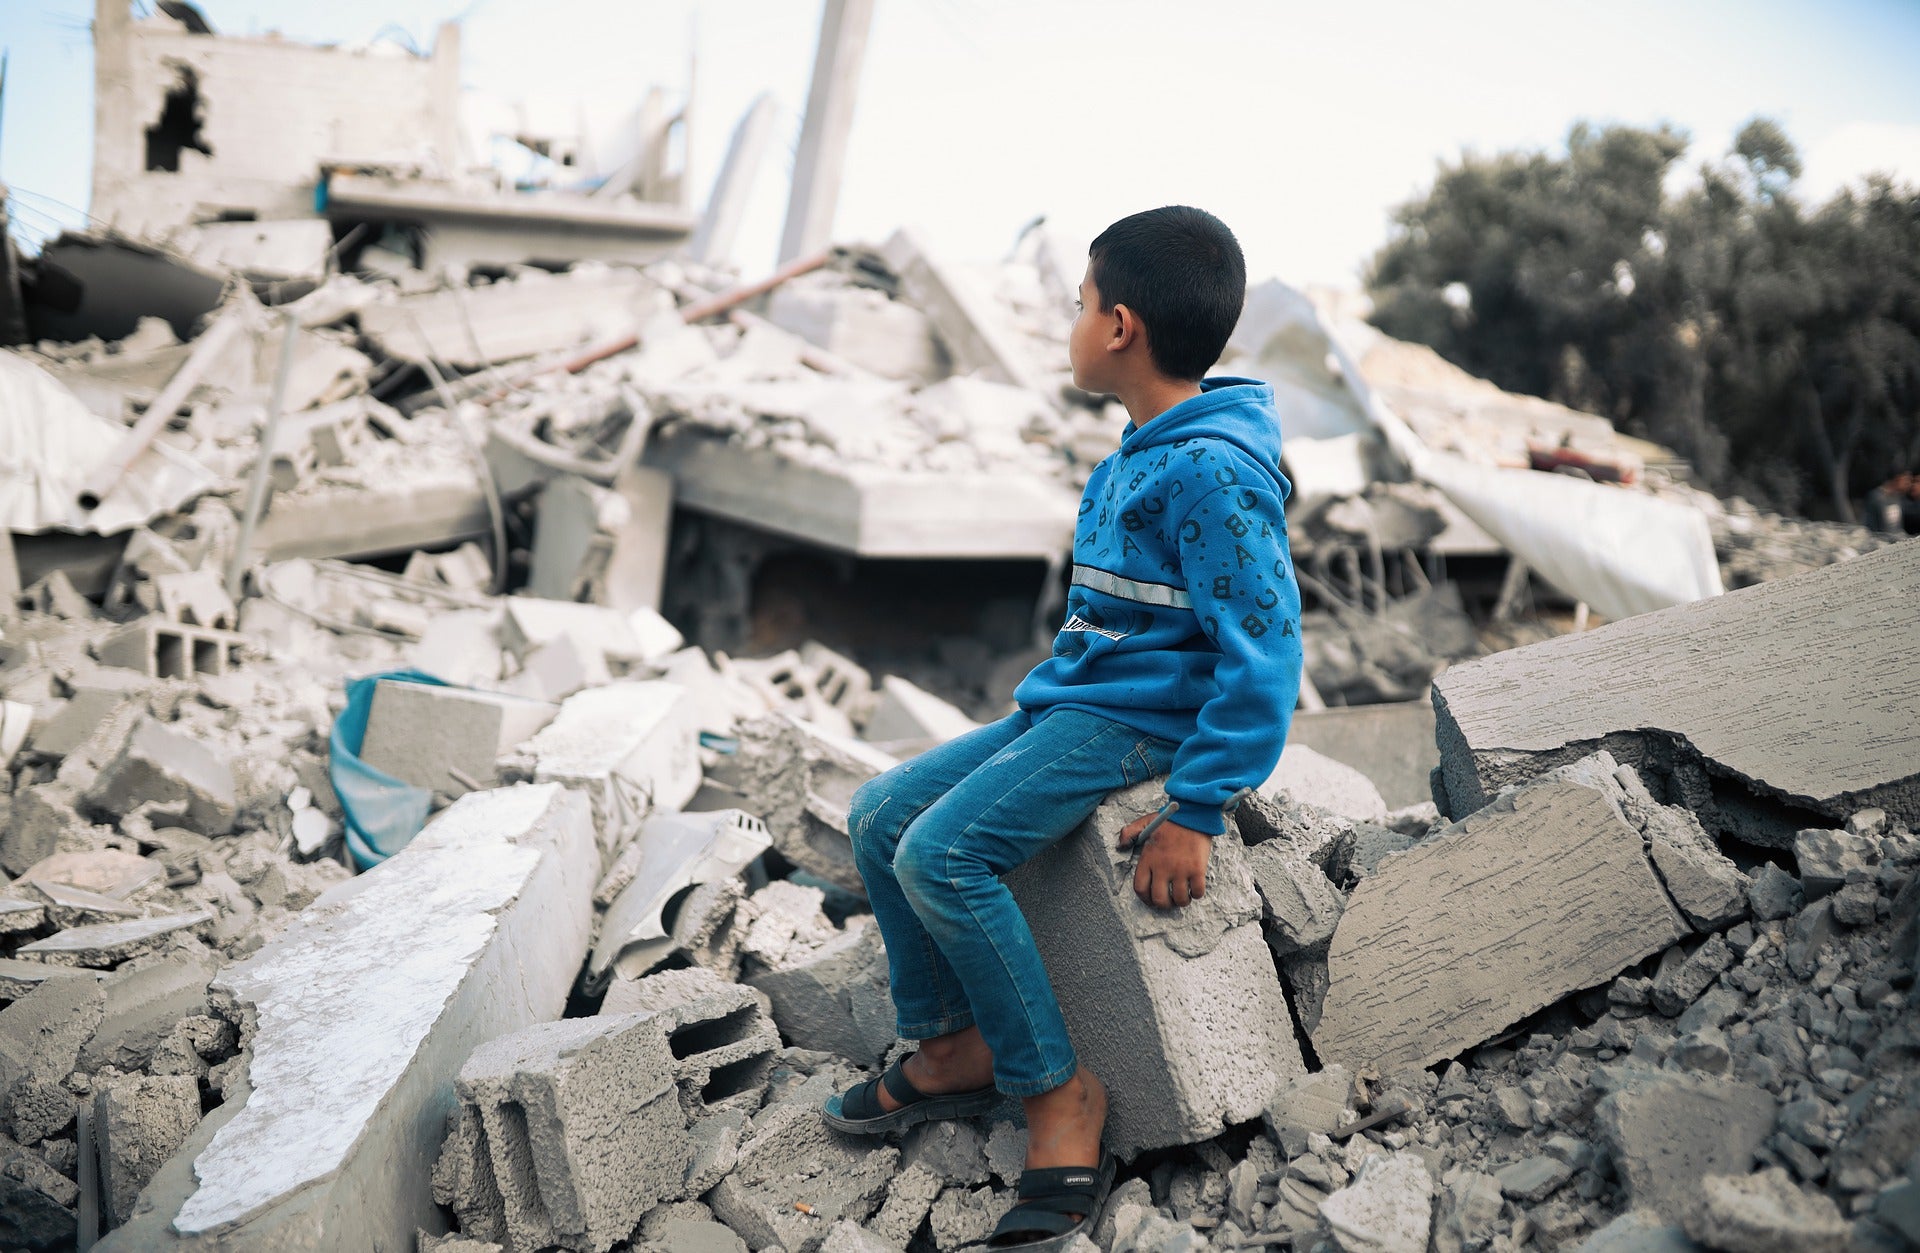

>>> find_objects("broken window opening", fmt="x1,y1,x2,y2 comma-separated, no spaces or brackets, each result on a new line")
144,64,213,172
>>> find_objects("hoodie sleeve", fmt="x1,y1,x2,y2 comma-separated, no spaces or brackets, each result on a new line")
1163,482,1303,836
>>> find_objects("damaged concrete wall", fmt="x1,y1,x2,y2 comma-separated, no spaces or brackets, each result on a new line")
91,1,460,237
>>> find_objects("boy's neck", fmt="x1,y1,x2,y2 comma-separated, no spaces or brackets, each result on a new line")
1118,376,1204,430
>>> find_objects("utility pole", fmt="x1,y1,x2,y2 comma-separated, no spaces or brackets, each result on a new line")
777,0,875,264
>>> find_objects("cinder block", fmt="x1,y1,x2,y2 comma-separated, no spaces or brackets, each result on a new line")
500,596,683,668
0,972,105,1142
1313,754,1690,1074
96,618,240,681
83,719,236,835
707,1101,899,1253
358,680,557,794
1006,780,1306,1157
514,681,701,861
456,1013,693,1253
598,971,780,1122
745,918,895,1068
93,1074,202,1226
733,714,898,896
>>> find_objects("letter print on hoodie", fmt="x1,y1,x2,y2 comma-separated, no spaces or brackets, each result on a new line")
1016,378,1304,836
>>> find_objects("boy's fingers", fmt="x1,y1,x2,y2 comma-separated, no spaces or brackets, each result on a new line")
1169,877,1191,908
1134,857,1152,902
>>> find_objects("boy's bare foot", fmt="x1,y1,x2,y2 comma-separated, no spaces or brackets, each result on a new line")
875,1025,997,1113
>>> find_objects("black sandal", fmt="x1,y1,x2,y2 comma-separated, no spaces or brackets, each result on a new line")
821,1054,999,1134
986,1156,1116,1250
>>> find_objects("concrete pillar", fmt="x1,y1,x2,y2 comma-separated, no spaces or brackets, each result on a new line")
692,93,777,267
777,0,876,263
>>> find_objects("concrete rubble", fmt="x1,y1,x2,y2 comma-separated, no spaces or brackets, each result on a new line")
1,8,1915,1251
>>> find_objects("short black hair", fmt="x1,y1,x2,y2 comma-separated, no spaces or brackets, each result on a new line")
1088,206,1246,381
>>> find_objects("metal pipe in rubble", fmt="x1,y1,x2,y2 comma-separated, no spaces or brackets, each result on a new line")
76,303,253,512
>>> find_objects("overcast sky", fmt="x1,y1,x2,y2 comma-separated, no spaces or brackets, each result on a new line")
5,0,1919,286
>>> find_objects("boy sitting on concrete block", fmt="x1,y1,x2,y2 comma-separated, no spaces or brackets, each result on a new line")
824,206,1302,1251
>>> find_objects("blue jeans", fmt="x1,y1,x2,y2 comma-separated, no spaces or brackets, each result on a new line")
848,709,1177,1096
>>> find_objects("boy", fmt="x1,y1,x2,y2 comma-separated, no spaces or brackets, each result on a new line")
824,206,1302,1251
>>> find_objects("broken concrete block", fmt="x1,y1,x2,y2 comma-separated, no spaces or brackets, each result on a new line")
84,719,236,835
409,609,506,688
1285,701,1439,811
818,1218,898,1253
1264,1065,1353,1157
734,714,898,896
504,633,610,703
0,971,105,1143
456,1013,693,1253
94,1074,202,1226
1246,838,1345,957
1007,781,1305,1156
1595,1067,1773,1224
96,618,240,681
1494,1155,1572,1203
1313,755,1689,1073
1650,936,1736,1016
1569,1211,1698,1252
4,789,106,882
0,959,96,1001
1431,541,1920,840
866,1161,945,1246
766,277,948,382
862,675,979,746
152,567,237,630
431,1104,506,1245
1748,862,1802,921
900,1119,990,1187
745,918,895,1068
1612,764,1749,930
928,1184,1017,1251
17,911,212,968
0,1161,78,1251
358,680,557,794
79,951,217,1072
1319,1150,1433,1253
1794,827,1876,899
26,684,141,762
501,596,683,668
706,1100,899,1253
604,974,780,1122
515,681,701,861
1262,743,1390,825
1683,1167,1846,1253
95,784,597,1253
590,809,771,979
882,227,1046,393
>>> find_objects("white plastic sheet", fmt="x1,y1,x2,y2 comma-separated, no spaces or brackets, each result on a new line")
0,353,216,536
1318,314,1724,622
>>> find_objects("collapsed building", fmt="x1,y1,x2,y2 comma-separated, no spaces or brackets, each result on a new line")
2,4,1917,1253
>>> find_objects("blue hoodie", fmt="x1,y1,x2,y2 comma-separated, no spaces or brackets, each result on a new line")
1015,378,1302,836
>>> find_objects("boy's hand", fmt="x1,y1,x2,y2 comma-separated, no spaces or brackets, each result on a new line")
1117,815,1211,908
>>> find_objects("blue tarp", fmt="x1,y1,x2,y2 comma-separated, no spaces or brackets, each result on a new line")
328,670,450,870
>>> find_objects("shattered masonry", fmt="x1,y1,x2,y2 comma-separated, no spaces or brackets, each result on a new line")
2,3,1917,1252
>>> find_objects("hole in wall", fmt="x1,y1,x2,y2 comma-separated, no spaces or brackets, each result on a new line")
145,62,214,171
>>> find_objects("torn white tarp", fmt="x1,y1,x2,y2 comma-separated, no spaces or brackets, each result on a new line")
1319,317,1724,622
0,354,216,535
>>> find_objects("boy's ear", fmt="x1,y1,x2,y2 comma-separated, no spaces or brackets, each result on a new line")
1109,302,1142,354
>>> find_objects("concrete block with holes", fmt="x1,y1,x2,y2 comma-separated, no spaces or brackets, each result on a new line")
598,967,781,1121
452,1012,693,1253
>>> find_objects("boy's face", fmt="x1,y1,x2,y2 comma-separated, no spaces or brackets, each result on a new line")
1069,265,1120,395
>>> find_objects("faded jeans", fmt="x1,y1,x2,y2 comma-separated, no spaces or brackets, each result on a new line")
847,709,1177,1096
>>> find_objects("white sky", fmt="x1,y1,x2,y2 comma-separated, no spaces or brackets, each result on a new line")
4,0,1919,286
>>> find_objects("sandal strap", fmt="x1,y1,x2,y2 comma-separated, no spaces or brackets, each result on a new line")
880,1056,928,1106
988,1204,1082,1243
1016,1164,1106,1204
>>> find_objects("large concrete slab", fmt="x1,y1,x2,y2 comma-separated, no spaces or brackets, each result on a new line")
97,784,597,1253
1007,781,1306,1157
1433,541,1920,842
513,681,701,863
1314,755,1690,1074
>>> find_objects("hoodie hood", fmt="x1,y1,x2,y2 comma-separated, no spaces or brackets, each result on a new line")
1117,377,1283,478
